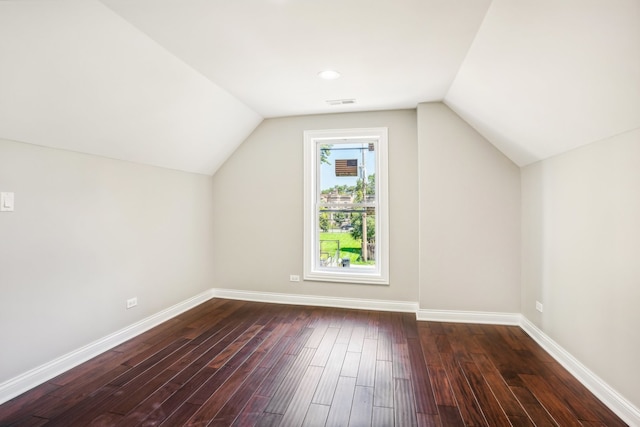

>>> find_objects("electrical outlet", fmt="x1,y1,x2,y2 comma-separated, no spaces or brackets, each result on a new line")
126,297,138,309
536,301,543,313
289,274,300,282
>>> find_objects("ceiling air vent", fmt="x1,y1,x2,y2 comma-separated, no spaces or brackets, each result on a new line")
326,99,356,106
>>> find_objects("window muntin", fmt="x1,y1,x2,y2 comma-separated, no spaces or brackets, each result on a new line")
303,128,388,285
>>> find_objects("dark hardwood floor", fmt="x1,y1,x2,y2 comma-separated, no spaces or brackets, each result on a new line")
0,298,626,426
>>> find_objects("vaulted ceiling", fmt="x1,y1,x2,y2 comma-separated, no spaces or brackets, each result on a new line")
1,0,638,174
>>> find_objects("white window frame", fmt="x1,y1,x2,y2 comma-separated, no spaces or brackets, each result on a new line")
303,127,389,285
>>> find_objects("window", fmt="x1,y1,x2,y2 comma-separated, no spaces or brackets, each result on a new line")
303,128,389,284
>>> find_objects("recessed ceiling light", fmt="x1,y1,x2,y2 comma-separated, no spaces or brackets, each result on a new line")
318,70,341,80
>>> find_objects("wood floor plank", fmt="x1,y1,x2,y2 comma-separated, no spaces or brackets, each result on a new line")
302,403,331,426
0,299,628,427
211,366,268,426
8,415,48,426
109,337,190,387
335,313,355,345
310,327,339,367
417,412,443,427
519,374,583,427
108,367,176,416
32,364,130,421
392,342,410,380
327,308,347,328
496,325,529,351
180,349,268,425
264,347,316,414
510,385,559,427
373,360,393,408
390,312,407,344
255,412,283,427
48,349,135,387
44,384,120,427
0,382,58,423
542,360,627,427
350,385,374,426
436,405,466,427
286,327,314,356
47,351,130,397
469,352,532,421
348,325,366,353
313,342,349,405
325,376,357,427
305,321,329,349
427,365,456,407
58,338,194,424
439,352,487,426
111,377,182,426
372,406,394,427
376,331,392,362
125,314,264,425
461,360,512,427
418,324,443,367
279,365,324,426
211,324,292,425
356,338,377,387
402,312,419,340
394,377,418,427
365,311,380,340
406,337,438,415
255,353,296,398
88,411,124,426
341,351,361,378
207,324,264,370
109,324,240,418
519,350,607,424
232,395,270,427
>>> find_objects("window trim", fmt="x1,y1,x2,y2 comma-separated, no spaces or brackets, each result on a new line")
303,127,389,285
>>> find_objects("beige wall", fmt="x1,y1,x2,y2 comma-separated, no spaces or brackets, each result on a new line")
521,128,640,408
211,110,419,302
0,138,215,383
212,104,521,313
417,103,521,312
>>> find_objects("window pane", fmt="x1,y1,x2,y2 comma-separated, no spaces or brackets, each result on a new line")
317,207,376,269
319,141,376,202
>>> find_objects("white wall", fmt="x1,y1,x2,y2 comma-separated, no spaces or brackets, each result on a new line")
521,128,640,409
211,110,419,303
417,103,521,312
0,138,215,383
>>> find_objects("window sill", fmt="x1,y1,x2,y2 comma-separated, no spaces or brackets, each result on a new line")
303,269,389,285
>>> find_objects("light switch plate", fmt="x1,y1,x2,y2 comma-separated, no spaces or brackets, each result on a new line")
1,192,14,212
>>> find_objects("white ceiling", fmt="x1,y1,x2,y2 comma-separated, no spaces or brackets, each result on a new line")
446,0,640,165
0,0,638,174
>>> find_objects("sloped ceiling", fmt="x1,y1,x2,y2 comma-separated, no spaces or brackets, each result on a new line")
0,0,638,174
446,0,640,165
0,0,262,175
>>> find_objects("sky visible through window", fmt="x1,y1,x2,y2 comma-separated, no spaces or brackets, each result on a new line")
320,142,376,190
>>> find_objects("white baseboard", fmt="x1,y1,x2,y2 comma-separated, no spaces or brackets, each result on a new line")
520,317,640,427
416,308,521,325
0,289,214,406
211,288,419,313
